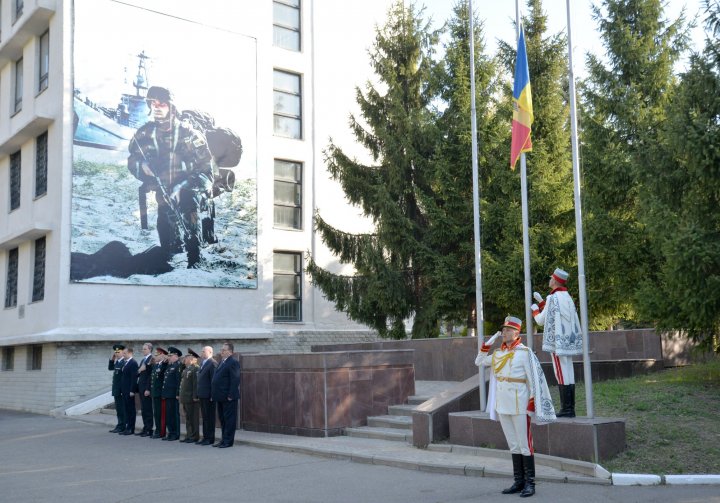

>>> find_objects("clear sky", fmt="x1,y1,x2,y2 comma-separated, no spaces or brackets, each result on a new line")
419,0,708,74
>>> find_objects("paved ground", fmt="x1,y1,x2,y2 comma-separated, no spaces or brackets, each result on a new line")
1,410,719,503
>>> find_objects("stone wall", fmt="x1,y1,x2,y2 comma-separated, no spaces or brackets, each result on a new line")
0,330,379,414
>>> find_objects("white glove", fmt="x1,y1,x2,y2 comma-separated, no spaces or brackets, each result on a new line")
531,303,539,312
486,331,502,345
533,291,543,303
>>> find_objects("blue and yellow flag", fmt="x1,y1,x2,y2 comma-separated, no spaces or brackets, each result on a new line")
510,26,533,170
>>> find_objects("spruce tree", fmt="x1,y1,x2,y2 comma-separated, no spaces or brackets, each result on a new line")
579,0,688,328
636,0,720,351
307,1,440,339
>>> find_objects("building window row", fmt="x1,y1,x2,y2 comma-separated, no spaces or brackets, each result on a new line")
7,131,49,212
4,236,45,308
1,345,43,371
273,0,301,52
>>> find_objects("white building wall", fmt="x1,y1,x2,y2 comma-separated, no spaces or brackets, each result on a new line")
0,0,400,413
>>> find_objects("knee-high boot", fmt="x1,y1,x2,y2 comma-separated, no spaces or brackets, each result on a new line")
520,455,535,497
501,454,525,494
565,384,576,417
556,384,567,416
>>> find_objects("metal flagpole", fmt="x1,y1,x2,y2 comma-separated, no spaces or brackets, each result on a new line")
468,0,487,411
565,0,594,418
516,1,534,351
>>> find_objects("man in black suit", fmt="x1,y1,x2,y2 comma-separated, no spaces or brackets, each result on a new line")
108,344,126,433
162,347,182,441
196,345,217,445
119,347,139,435
136,342,154,436
210,342,240,448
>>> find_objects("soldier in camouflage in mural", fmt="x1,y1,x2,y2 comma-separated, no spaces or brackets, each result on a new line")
127,86,215,268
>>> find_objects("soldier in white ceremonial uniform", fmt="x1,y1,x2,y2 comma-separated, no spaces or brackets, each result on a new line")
475,316,556,498
531,268,583,417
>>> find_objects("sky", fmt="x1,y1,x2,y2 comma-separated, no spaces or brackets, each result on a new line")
419,0,709,75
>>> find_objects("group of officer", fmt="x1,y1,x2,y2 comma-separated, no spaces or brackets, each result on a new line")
108,342,241,448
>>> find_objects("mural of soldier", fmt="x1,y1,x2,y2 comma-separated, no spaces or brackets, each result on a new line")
128,86,215,268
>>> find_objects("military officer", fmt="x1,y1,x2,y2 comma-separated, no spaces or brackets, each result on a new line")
161,347,182,441
108,344,126,433
475,316,556,498
150,347,168,439
179,349,200,443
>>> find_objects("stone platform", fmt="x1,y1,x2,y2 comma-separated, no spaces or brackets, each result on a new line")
449,411,626,463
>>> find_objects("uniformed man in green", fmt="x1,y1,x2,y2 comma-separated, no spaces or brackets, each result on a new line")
179,349,200,443
161,347,182,441
108,344,126,433
150,347,168,439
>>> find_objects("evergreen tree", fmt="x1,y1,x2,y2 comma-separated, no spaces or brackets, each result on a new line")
579,0,688,328
307,1,440,339
419,1,504,331
488,0,576,322
636,0,720,351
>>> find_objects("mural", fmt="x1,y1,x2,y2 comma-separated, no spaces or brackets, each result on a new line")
71,0,257,288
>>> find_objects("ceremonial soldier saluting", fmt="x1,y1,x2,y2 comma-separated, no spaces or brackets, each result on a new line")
179,349,200,443
108,344,126,433
475,316,556,498
150,347,168,439
161,347,182,441
127,86,215,268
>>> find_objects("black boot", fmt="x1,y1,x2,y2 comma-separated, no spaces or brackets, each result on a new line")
557,384,576,418
557,384,566,415
520,455,535,497
501,454,525,494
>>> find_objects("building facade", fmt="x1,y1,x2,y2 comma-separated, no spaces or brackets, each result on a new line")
0,0,391,413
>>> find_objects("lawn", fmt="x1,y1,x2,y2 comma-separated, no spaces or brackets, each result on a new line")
555,359,720,474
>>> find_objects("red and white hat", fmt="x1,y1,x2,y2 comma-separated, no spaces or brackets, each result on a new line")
551,268,569,284
502,316,522,332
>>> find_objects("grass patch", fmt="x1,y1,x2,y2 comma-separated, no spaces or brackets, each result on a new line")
557,360,720,474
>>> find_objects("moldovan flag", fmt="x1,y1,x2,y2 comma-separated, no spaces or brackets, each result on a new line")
510,26,533,170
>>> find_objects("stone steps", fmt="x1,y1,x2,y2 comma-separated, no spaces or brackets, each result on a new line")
406,395,431,405
367,415,412,430
387,404,418,417
344,426,412,442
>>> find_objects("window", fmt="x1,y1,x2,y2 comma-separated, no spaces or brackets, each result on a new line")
5,248,18,308
35,132,47,197
273,0,300,51
13,0,23,22
14,57,23,113
273,70,302,139
2,347,15,371
273,252,302,322
274,160,302,229
31,237,45,303
10,151,21,211
28,345,42,371
38,30,49,92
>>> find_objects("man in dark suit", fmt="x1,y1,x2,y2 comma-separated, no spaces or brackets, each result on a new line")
196,345,217,445
119,347,139,435
150,347,169,439
210,342,240,448
108,344,126,433
162,347,182,441
136,342,154,436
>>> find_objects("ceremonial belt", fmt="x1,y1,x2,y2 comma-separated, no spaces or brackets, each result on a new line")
496,376,526,383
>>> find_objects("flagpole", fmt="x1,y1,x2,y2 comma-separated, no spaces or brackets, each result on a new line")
516,1,534,351
565,0,594,418
468,0,487,411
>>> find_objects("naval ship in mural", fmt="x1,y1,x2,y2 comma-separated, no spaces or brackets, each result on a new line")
73,51,151,151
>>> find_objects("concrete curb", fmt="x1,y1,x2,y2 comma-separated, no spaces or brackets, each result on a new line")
69,412,719,487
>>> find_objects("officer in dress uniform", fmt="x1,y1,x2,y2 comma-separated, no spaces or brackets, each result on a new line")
179,349,200,443
161,347,182,441
475,316,556,498
531,268,583,417
127,86,215,268
150,347,168,438
108,344,126,433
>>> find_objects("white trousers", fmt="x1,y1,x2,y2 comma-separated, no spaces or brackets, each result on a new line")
498,413,533,456
551,353,575,385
